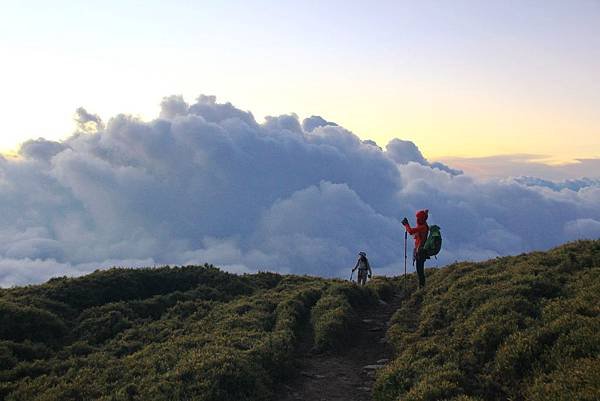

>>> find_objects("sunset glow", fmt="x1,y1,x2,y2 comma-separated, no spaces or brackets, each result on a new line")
1,1,598,165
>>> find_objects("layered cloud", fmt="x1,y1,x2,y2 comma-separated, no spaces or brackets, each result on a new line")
1,95,599,286
438,154,600,180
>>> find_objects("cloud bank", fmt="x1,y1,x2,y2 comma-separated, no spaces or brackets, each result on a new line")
438,154,600,181
1,95,599,286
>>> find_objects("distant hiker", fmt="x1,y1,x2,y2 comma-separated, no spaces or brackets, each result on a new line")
402,209,429,288
352,252,372,286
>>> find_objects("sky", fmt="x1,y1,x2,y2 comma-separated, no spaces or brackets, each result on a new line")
1,0,599,163
1,1,600,286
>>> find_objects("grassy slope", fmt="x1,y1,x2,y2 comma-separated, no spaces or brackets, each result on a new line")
375,240,600,401
0,265,388,401
0,240,598,401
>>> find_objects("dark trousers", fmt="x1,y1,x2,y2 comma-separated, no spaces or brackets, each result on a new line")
357,269,368,286
414,249,426,288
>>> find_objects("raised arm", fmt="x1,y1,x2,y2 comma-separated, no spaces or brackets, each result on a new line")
403,222,418,235
403,221,427,236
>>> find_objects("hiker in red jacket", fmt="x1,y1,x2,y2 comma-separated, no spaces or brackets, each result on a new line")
402,209,429,288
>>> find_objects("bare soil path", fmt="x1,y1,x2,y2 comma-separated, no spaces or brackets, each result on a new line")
276,292,405,401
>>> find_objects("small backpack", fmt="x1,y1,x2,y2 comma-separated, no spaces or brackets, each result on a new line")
423,225,442,258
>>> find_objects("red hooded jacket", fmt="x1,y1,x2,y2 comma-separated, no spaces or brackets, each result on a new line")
403,209,429,250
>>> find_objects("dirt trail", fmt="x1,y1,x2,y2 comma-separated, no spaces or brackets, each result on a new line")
276,293,405,401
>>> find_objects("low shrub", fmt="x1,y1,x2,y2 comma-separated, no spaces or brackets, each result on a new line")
525,357,600,401
0,270,327,401
374,240,600,401
367,276,397,302
310,282,377,351
0,301,67,343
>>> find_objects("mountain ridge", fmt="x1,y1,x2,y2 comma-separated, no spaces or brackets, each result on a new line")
0,240,598,400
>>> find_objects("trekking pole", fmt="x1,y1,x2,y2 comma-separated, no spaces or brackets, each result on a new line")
404,231,407,290
350,270,354,282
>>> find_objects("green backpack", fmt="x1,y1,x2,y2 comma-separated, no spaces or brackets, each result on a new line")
423,225,442,258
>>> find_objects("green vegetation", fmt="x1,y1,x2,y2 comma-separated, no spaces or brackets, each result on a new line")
0,265,381,401
311,281,377,351
1,240,598,401
374,240,600,401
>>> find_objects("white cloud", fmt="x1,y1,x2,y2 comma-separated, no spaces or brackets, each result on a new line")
74,107,103,132
438,154,600,180
564,218,600,241
386,138,462,175
0,94,599,286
